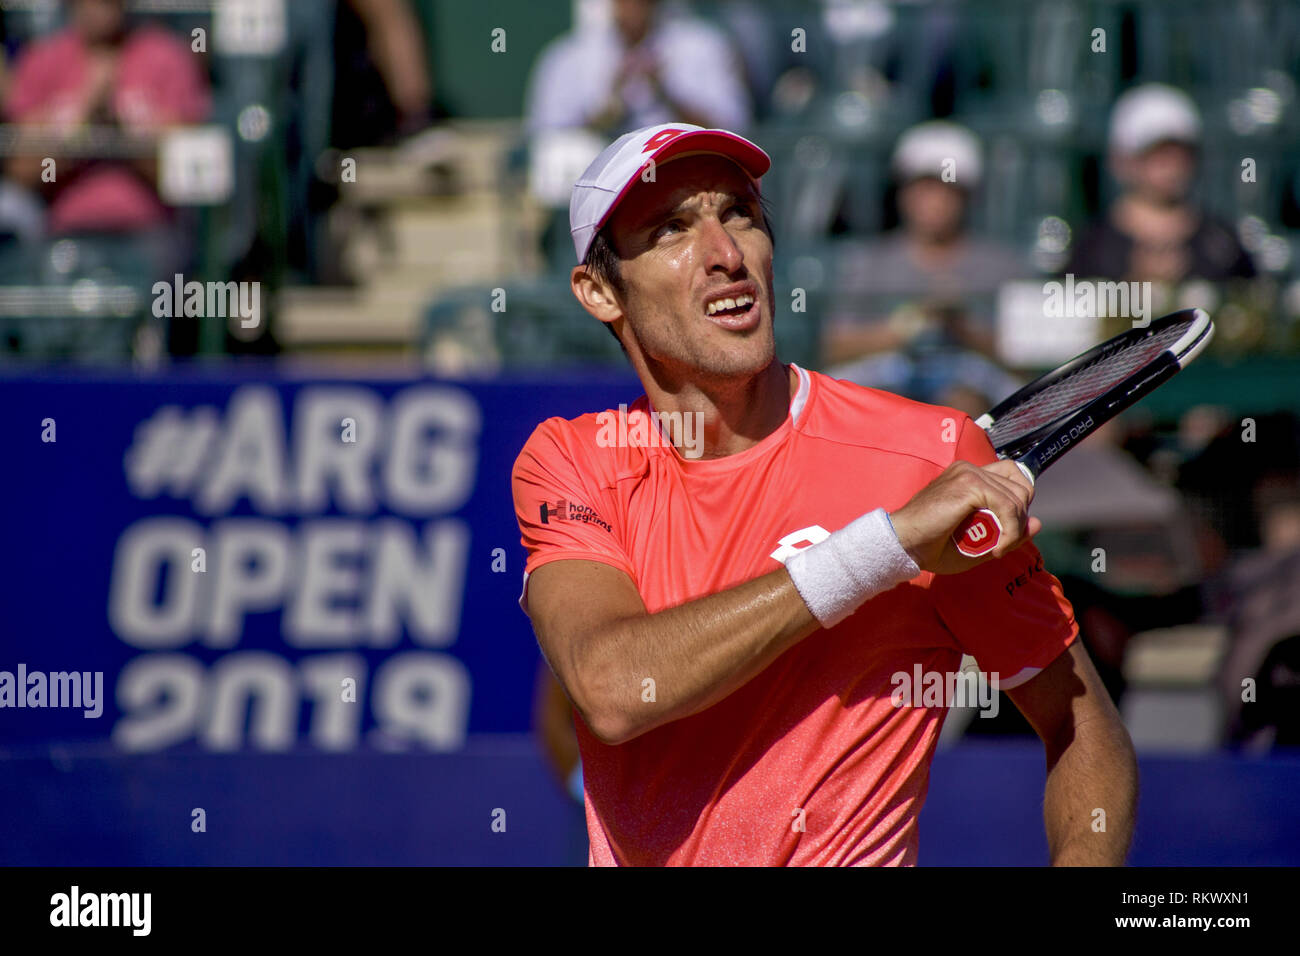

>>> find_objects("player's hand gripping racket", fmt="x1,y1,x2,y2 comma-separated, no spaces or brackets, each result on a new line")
952,308,1214,557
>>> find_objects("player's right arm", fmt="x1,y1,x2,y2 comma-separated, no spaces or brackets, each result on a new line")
519,429,1036,745
527,558,820,745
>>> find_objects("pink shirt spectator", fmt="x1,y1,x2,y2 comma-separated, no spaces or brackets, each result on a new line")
5,24,211,233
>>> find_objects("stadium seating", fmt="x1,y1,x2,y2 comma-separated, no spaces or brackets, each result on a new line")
0,0,1295,365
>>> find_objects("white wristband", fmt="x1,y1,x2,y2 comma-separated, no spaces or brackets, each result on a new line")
784,508,920,628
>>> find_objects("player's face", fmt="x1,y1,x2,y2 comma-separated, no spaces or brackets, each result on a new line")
603,155,776,382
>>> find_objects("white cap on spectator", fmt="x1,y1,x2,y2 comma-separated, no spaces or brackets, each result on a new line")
892,121,982,188
1109,84,1201,156
569,123,771,263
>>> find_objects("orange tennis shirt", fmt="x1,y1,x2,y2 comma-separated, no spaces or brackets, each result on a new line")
512,364,1078,865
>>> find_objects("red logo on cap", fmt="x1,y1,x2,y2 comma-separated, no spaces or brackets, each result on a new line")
643,128,687,153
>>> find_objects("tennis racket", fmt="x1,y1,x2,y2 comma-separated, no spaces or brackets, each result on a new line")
952,308,1214,557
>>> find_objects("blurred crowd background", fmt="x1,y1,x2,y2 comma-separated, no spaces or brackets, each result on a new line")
2,0,1299,818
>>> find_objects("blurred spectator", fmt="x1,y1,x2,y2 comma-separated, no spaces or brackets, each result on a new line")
1176,411,1300,555
1219,488,1300,750
331,0,437,148
1066,84,1255,283
712,1,779,121
305,0,440,286
2,0,209,271
0,6,45,247
525,0,750,138
524,1,750,271
1156,410,1300,749
826,122,1026,361
823,121,1026,414
0,10,9,104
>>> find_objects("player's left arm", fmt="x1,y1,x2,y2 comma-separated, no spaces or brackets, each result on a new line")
1005,640,1138,866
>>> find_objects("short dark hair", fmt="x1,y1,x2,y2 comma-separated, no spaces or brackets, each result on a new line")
582,227,627,344
580,192,776,346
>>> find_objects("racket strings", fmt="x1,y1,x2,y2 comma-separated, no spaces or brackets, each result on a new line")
987,321,1189,448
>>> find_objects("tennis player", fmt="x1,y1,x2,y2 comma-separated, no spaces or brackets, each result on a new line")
512,124,1138,866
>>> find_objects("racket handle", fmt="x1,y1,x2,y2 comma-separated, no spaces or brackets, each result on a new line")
951,460,1036,557
952,509,1002,558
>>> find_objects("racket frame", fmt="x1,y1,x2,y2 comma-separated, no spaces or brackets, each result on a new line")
978,308,1214,480
951,308,1214,558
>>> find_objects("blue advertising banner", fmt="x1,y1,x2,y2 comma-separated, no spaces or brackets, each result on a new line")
4,367,1298,866
0,366,641,755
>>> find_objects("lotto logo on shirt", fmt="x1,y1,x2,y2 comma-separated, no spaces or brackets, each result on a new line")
539,498,613,533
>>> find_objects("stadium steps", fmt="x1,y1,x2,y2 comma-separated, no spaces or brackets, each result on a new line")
1121,624,1231,752
278,121,545,349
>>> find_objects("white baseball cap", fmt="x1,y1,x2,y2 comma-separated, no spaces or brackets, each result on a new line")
1109,84,1201,156
569,123,771,263
892,121,982,188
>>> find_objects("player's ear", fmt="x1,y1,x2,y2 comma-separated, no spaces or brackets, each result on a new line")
571,265,623,323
